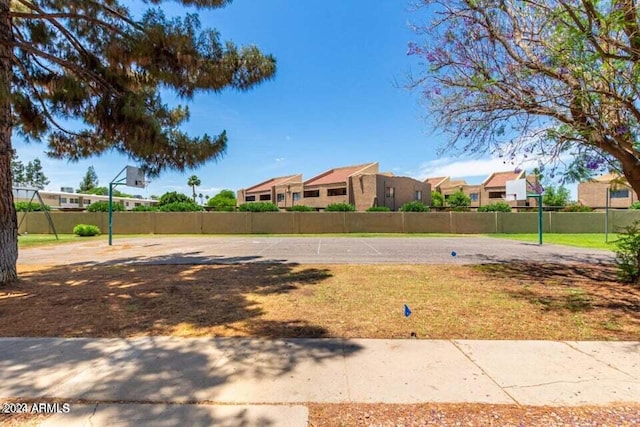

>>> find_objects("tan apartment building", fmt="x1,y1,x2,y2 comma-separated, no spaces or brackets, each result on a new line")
301,163,379,209
351,173,431,211
237,174,303,209
238,162,431,211
426,170,540,209
578,174,639,208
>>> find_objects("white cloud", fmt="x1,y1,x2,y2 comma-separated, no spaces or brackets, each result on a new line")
275,157,285,162
411,156,539,181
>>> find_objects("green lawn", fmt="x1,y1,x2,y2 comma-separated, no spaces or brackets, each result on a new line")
486,233,619,250
17,234,103,248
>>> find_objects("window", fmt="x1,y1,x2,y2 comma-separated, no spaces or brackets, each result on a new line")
489,191,505,199
61,197,67,203
611,189,630,198
292,192,300,202
415,190,422,200
276,193,285,202
328,187,347,196
135,203,141,207
470,193,479,202
125,202,130,207
304,190,320,198
385,187,395,198
245,195,256,202
259,194,271,201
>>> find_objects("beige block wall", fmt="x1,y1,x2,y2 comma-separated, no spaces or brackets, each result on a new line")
202,212,251,234
298,212,346,233
154,212,202,234
403,212,451,233
251,212,297,233
18,211,640,234
345,212,404,233
113,212,154,234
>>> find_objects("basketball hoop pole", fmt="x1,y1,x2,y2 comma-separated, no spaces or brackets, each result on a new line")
108,166,127,246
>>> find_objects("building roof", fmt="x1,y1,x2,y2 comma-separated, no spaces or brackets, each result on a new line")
483,170,525,188
304,163,378,186
590,173,628,183
425,176,448,187
245,175,301,193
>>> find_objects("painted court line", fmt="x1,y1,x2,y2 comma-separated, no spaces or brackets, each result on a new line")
317,239,322,255
362,241,382,255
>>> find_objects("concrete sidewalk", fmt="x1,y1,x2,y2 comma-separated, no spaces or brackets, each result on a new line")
1,338,639,425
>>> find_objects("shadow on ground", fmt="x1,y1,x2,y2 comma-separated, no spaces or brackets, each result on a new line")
475,262,640,316
0,337,361,426
3,255,332,338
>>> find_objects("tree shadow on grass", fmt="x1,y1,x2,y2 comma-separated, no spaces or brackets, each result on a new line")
474,262,640,316
3,255,333,338
0,256,363,425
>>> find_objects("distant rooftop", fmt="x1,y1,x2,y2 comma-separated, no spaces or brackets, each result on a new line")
245,175,301,193
425,176,448,187
483,170,524,188
304,162,378,186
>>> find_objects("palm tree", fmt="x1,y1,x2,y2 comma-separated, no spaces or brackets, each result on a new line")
187,175,201,202
198,193,204,205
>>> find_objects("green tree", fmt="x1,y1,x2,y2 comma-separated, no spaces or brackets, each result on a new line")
158,191,194,207
77,166,99,193
543,185,571,207
187,175,201,202
23,158,49,189
408,1,640,197
447,190,471,211
207,189,236,211
10,152,25,185
431,191,444,208
0,0,276,284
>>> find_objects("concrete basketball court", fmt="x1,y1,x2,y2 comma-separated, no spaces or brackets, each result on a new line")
18,235,614,267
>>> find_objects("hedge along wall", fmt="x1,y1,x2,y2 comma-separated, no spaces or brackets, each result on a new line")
15,210,640,235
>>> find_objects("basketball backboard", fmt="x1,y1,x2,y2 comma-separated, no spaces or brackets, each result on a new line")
505,178,527,201
126,166,146,188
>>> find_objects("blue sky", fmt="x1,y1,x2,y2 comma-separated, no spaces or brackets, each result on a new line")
13,1,575,199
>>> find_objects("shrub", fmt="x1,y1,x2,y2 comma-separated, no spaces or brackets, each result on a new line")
289,205,314,212
614,221,640,285
561,203,593,212
131,205,158,212
73,224,100,237
400,201,429,212
630,202,640,210
447,190,471,210
158,191,194,206
15,201,50,211
87,201,124,212
366,206,391,212
478,202,512,212
158,202,204,212
325,203,356,212
431,191,444,208
207,189,237,211
238,202,279,212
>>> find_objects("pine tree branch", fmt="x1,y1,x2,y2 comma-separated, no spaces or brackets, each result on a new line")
11,33,119,94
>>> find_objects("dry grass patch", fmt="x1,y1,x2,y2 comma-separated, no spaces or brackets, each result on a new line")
2,262,638,340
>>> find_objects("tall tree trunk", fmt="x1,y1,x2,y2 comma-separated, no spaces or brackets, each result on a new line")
0,0,17,285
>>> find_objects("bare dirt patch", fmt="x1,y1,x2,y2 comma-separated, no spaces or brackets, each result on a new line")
2,262,638,340
308,403,640,426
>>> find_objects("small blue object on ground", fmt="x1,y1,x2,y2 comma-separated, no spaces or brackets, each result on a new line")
451,251,457,257
404,304,412,317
